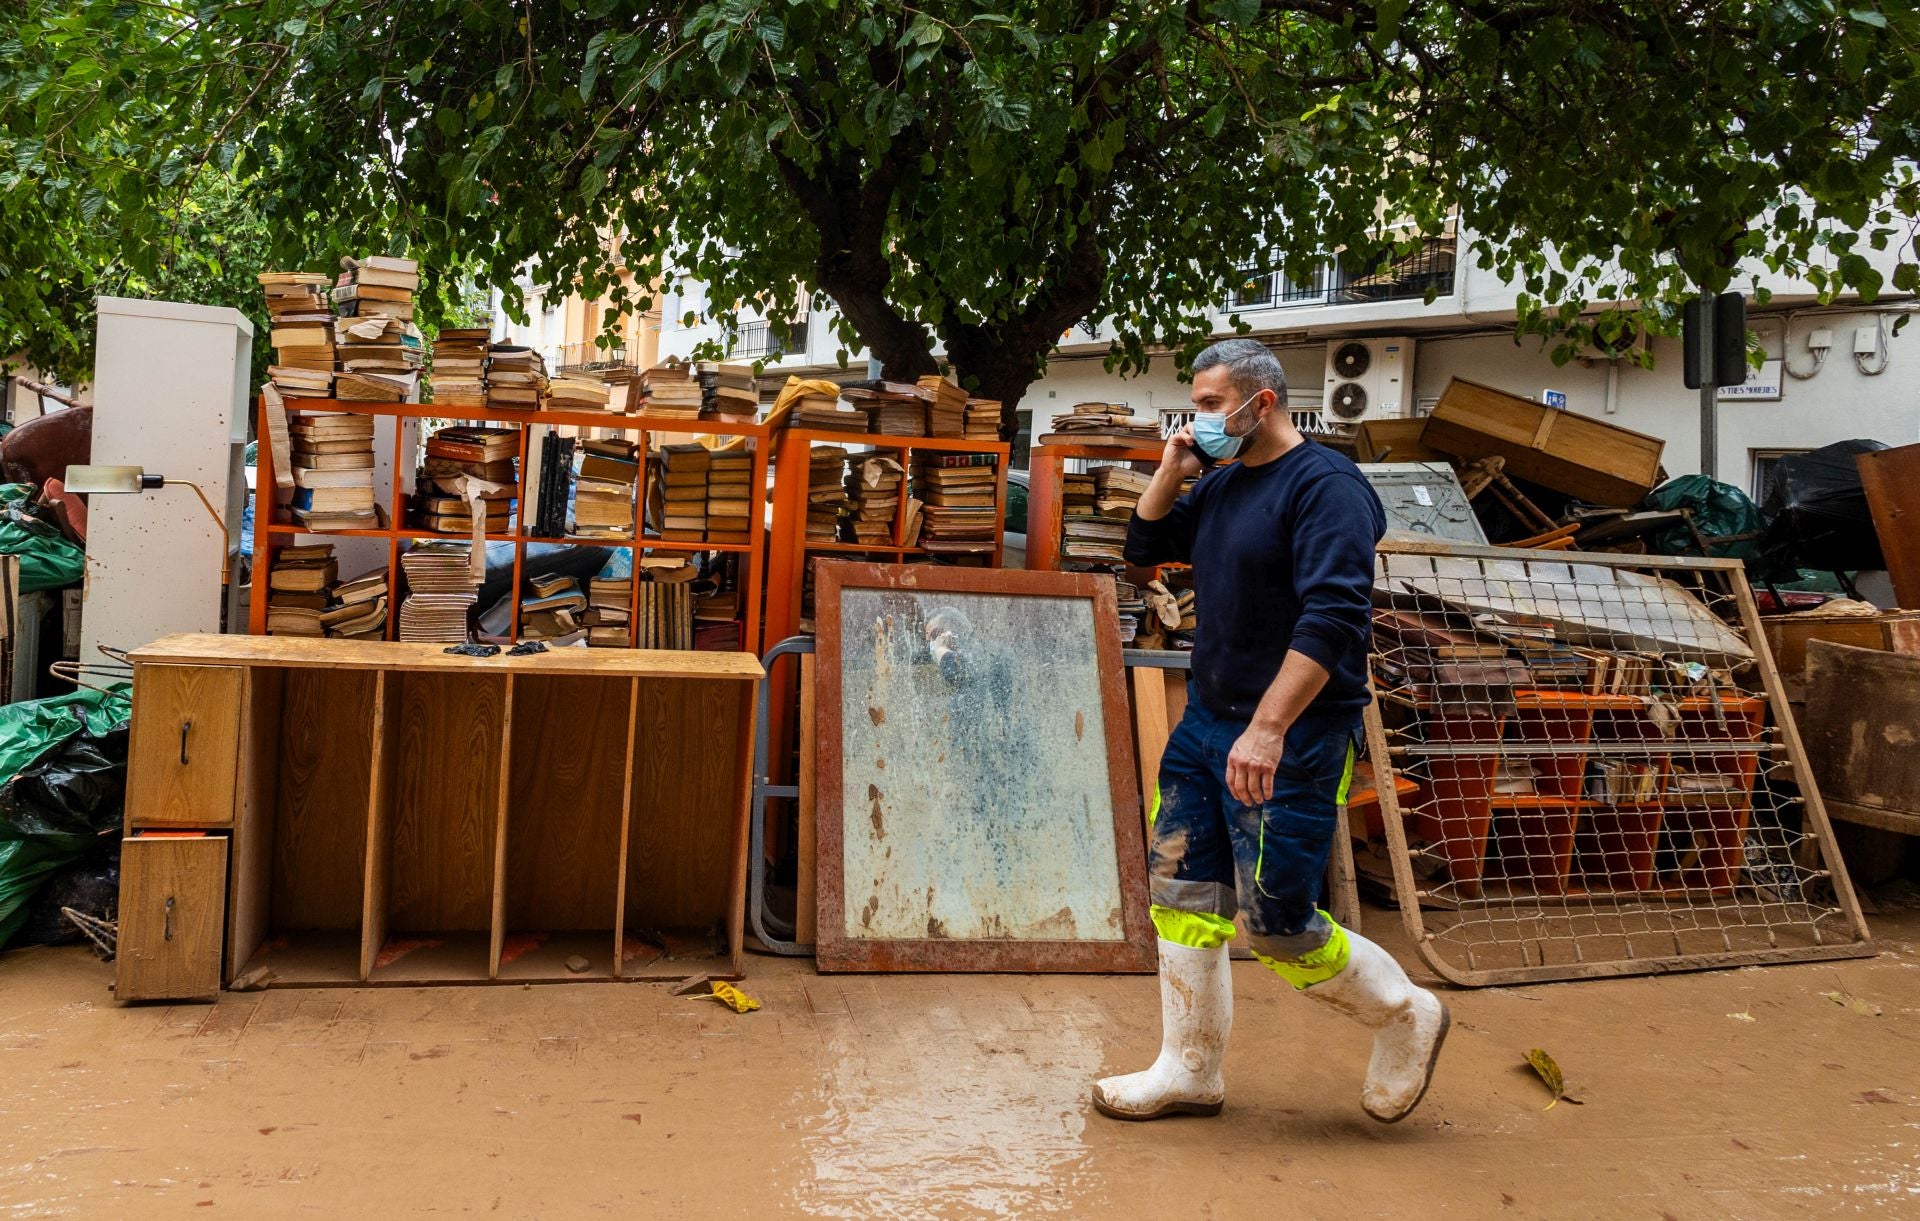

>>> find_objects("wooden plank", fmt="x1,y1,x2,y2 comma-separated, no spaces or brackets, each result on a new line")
1825,797,1920,835
131,633,764,680
226,667,283,983
1130,666,1173,833
611,677,640,978
1727,582,1872,942
117,835,228,1003
387,671,505,933
270,668,374,930
625,678,745,934
1763,616,1898,676
503,675,627,930
796,652,818,946
1857,442,1920,609
489,675,515,977
126,663,244,826
726,680,759,975
359,671,401,980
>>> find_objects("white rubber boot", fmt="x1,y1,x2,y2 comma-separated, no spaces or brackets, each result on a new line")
1091,940,1232,1120
1301,933,1450,1123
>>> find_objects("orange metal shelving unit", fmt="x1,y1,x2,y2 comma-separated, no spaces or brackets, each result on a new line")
250,397,773,647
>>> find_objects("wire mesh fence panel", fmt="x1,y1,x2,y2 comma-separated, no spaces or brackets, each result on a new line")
1366,541,1873,986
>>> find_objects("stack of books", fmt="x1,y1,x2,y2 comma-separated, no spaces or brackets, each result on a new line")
641,361,702,418
339,314,426,391
1095,465,1152,518
289,413,378,530
964,399,1001,440
415,425,518,534
486,345,547,411
430,327,491,408
1043,403,1161,447
548,375,613,411
258,273,335,397
1061,513,1129,563
654,444,710,540
795,391,865,432
573,437,640,539
845,381,929,437
636,558,698,648
846,453,904,544
913,454,998,557
519,574,587,643
585,577,631,647
705,450,753,543
807,446,850,541
917,376,968,438
268,554,388,639
398,541,477,642
264,544,337,635
1114,578,1147,644
1062,471,1097,515
700,361,758,418
332,256,421,402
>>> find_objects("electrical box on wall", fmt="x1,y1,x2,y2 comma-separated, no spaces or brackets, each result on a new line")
1323,338,1416,424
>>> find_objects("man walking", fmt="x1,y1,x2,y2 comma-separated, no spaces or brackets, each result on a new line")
1093,338,1449,1123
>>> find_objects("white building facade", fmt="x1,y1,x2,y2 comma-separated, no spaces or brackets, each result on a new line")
653,232,1918,500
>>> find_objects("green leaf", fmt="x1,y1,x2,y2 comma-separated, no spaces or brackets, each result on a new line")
582,31,609,100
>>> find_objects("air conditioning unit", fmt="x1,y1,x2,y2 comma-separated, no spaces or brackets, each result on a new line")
1322,337,1416,425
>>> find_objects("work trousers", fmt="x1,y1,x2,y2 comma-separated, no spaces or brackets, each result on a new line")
1148,695,1358,981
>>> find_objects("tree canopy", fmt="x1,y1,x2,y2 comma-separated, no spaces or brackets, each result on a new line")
5,1,1919,412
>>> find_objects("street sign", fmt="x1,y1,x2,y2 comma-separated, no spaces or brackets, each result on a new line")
1541,389,1568,410
1717,359,1784,402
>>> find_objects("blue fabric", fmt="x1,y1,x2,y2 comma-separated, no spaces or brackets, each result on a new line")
1147,695,1360,947
1123,440,1385,719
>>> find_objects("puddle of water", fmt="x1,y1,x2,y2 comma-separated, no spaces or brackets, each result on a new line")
793,1017,1105,1217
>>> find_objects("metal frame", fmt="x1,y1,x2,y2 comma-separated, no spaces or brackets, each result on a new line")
1368,539,1874,986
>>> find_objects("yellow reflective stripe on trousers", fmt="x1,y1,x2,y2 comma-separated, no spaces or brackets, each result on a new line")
1148,783,1161,828
1151,904,1236,949
1255,738,1357,898
1252,912,1352,990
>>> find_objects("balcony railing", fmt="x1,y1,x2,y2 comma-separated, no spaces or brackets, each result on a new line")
733,319,809,360
1226,237,1457,313
554,340,634,375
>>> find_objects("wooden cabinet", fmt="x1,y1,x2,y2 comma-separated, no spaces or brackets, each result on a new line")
126,664,242,825
116,835,228,1002
116,634,762,1000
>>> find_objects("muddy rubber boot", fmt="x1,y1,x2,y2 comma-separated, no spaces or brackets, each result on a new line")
1091,939,1231,1120
1301,933,1449,1123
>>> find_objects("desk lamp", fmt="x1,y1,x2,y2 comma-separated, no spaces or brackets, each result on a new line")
63,465,231,583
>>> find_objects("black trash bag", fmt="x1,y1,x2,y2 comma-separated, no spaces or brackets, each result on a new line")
13,848,119,948
0,723,128,949
1757,440,1888,579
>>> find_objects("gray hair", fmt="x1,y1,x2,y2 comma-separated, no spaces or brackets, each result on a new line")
1192,338,1287,407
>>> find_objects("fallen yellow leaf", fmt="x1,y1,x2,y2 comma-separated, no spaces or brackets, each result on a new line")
684,980,761,1013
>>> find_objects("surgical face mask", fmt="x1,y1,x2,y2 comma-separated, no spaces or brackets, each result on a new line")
1191,391,1261,461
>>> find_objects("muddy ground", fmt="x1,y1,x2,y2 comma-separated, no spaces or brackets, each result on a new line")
3,898,1918,1218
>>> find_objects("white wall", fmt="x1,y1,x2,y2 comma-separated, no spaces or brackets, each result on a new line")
1015,307,1920,492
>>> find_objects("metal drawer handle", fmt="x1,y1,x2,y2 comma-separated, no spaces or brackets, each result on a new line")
164,896,175,942
179,721,191,766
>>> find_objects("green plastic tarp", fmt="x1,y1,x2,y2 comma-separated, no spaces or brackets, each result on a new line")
0,483,85,591
0,685,131,948
1642,475,1778,572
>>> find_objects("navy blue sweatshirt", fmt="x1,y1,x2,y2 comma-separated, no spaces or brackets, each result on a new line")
1123,441,1385,721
